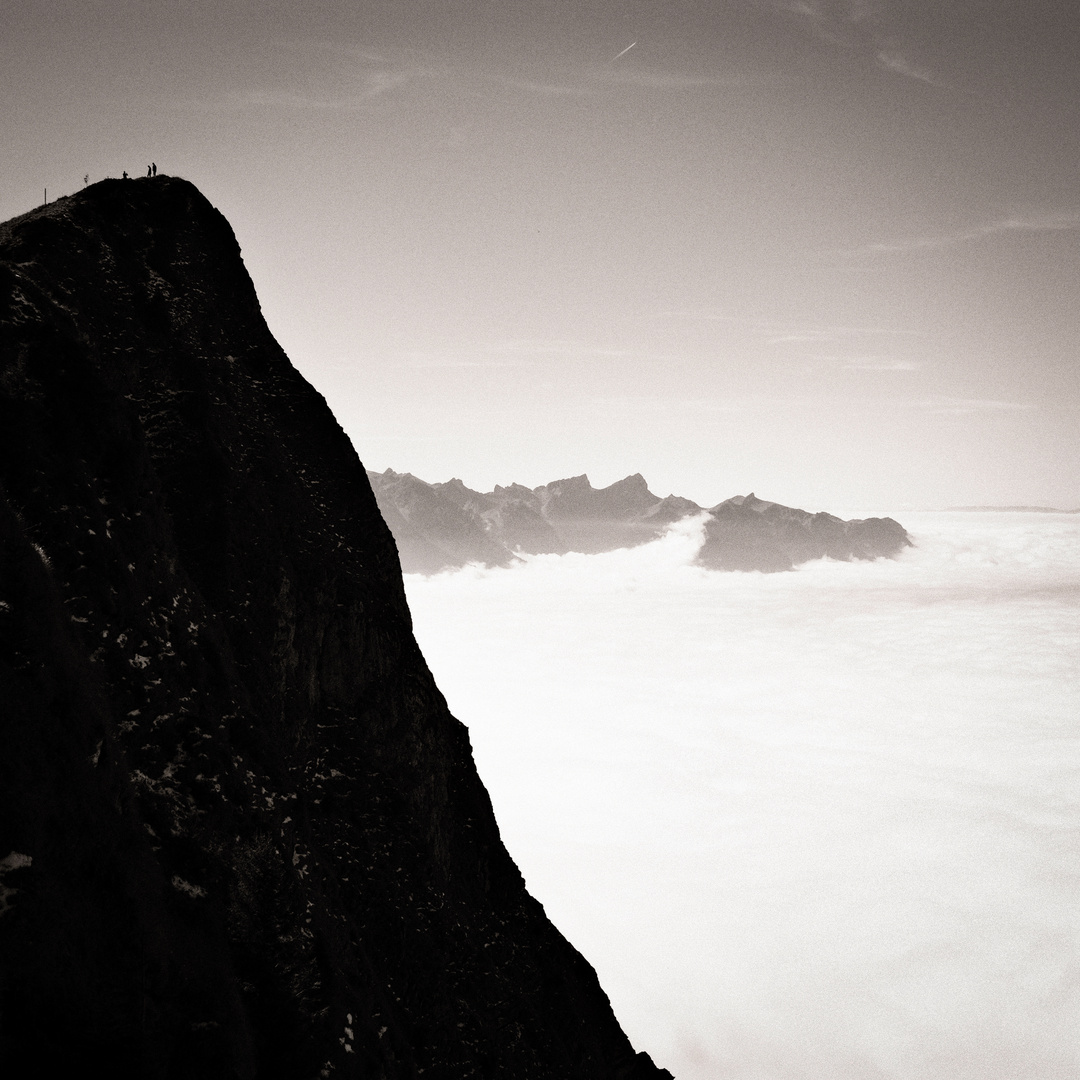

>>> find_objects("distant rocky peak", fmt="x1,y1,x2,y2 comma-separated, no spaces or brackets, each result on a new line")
539,473,662,520
539,473,592,495
644,495,704,524
493,482,539,502
714,492,774,513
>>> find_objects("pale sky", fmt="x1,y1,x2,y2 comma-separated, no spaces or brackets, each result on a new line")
5,1,1079,509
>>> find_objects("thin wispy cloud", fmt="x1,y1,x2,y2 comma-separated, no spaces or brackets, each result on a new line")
771,0,958,90
768,328,911,345
593,68,761,92
844,358,920,370
653,313,927,369
654,311,920,340
496,338,631,360
173,40,425,112
177,36,756,114
400,339,633,369
586,396,747,416
913,398,1034,415
496,75,586,96
765,326,919,345
770,0,878,49
497,67,763,96
777,354,923,371
231,74,413,110
875,50,947,88
853,213,1080,255
650,309,775,326
402,356,529,370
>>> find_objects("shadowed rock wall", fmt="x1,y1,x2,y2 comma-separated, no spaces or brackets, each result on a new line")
0,178,670,1080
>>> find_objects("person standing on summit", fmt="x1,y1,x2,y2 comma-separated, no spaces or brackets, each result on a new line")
152,162,157,176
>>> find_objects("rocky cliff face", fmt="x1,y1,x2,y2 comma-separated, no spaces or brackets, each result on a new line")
0,178,671,1079
368,470,911,575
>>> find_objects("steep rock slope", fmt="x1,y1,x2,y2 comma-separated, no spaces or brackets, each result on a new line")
0,178,670,1079
369,470,910,574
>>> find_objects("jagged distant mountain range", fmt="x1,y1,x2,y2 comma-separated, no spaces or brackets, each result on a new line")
368,469,912,574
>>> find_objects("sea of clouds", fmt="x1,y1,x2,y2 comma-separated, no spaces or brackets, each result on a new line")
403,512,1080,1080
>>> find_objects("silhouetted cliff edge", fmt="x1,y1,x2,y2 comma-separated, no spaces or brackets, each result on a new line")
0,177,671,1079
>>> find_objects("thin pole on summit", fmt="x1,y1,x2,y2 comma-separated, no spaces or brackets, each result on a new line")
44,188,46,205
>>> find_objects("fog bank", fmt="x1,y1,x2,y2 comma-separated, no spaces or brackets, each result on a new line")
405,512,1080,1079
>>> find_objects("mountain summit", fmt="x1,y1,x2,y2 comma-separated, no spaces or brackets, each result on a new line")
0,178,671,1078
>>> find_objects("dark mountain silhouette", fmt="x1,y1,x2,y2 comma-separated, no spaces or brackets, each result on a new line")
0,178,671,1079
368,471,911,574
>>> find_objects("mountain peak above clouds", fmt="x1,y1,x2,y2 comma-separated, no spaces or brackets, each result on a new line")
368,470,911,573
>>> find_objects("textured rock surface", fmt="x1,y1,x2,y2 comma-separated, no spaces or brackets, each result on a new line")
369,470,911,574
0,178,671,1079
698,493,912,572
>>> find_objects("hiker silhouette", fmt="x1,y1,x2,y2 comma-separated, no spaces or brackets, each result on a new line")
152,162,157,176
147,165,152,177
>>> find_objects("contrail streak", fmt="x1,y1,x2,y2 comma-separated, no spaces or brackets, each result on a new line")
612,41,637,61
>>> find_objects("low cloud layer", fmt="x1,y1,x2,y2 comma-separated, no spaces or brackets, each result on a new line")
406,512,1080,1079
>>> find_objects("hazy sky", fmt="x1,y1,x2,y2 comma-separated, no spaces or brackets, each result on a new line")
5,1,1079,508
